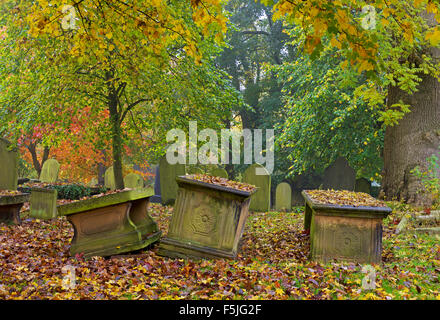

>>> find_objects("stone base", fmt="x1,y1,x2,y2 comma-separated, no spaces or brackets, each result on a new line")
0,203,23,225
58,191,161,258
157,237,236,260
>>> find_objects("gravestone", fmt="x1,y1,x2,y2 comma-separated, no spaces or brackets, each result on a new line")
124,173,144,189
150,165,161,203
88,178,98,187
322,157,355,191
243,164,271,212
355,178,371,194
275,182,292,212
159,156,186,205
0,138,18,190
187,166,204,175
208,167,228,179
104,166,116,190
39,159,60,183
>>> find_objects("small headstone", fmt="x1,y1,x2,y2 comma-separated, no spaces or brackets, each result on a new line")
87,178,98,187
104,166,116,190
322,157,355,191
124,173,144,189
355,178,371,194
208,167,228,179
243,164,271,212
275,182,292,212
159,156,186,205
0,138,18,190
39,159,60,184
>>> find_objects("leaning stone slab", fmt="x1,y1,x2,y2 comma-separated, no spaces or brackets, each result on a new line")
396,213,440,235
30,187,58,219
57,188,161,258
0,193,30,225
39,159,60,183
124,173,144,189
302,190,391,264
322,157,355,191
243,164,271,212
157,176,256,260
275,182,292,212
0,138,18,190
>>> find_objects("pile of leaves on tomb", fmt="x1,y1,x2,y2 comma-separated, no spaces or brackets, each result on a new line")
1,202,440,300
305,189,387,208
0,190,26,197
187,174,256,193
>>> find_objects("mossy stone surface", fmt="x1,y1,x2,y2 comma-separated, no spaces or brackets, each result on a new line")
30,188,58,219
104,166,116,190
0,138,18,190
275,182,292,212
124,173,144,189
57,188,154,216
39,159,60,183
243,164,271,212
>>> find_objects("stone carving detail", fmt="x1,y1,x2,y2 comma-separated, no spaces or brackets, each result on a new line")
334,228,361,257
191,203,217,236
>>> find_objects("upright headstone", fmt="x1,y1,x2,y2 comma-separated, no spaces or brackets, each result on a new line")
104,166,116,190
187,166,204,175
39,159,60,184
243,164,271,212
124,173,144,189
159,155,186,205
355,178,371,194
208,167,228,179
275,182,292,212
0,138,18,190
322,157,355,191
150,165,161,203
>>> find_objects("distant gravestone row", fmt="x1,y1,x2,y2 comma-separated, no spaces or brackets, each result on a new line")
104,167,146,190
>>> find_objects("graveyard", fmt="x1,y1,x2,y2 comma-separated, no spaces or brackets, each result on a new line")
1,0,440,303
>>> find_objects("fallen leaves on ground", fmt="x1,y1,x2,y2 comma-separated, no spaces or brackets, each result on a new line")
305,190,387,207
187,174,256,193
0,203,439,300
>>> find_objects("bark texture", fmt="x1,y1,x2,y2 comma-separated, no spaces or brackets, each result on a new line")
383,73,440,205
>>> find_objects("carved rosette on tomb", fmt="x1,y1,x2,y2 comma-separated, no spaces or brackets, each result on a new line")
158,176,256,260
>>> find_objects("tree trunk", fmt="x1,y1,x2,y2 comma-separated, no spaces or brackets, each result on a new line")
27,143,50,177
382,73,440,206
108,95,125,190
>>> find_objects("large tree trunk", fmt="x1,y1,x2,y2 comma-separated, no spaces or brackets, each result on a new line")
108,95,125,190
382,73,440,206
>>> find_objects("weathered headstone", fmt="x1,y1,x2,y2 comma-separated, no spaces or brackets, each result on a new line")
104,166,116,190
243,164,271,212
322,157,355,190
208,167,228,179
124,173,144,189
39,159,60,184
159,156,186,205
355,178,371,194
275,182,292,212
0,138,18,190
